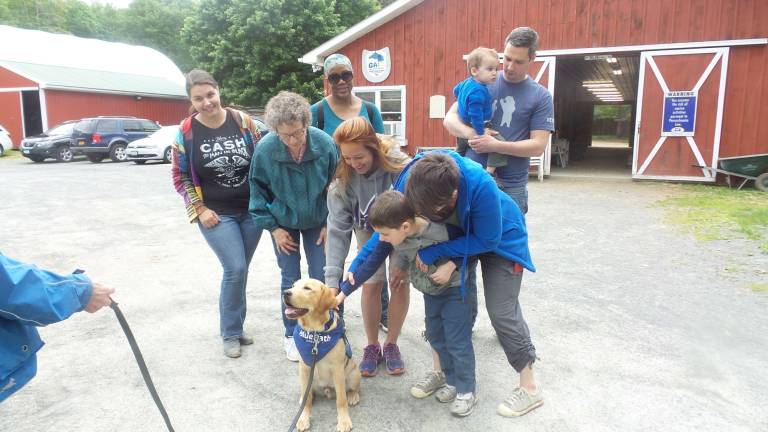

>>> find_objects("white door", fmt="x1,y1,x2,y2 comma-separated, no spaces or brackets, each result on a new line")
633,48,729,181
530,56,556,175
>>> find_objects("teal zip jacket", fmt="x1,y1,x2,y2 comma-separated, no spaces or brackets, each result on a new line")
249,127,339,231
0,252,92,403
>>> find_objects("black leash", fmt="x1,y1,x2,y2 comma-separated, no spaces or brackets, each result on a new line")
287,334,320,432
109,298,175,432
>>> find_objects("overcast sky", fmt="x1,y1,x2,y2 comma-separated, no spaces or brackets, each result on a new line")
80,0,134,8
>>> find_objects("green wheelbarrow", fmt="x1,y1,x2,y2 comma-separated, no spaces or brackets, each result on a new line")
695,153,768,192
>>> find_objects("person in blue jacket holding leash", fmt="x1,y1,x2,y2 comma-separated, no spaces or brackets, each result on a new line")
335,150,544,418
0,252,114,402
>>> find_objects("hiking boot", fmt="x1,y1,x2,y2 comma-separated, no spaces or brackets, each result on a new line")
239,333,254,345
496,387,544,417
450,392,478,417
410,371,446,398
223,338,241,358
383,342,404,375
435,385,457,403
283,336,299,362
359,343,382,377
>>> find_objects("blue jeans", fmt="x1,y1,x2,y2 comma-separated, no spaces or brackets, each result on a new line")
499,184,528,214
425,288,476,394
198,212,262,340
271,225,326,337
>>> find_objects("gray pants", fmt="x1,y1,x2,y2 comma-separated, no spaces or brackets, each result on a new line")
477,253,536,372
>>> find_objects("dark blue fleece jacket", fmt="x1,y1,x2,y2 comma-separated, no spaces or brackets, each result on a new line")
340,150,534,297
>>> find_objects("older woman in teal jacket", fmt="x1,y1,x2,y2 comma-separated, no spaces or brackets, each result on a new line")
248,91,339,362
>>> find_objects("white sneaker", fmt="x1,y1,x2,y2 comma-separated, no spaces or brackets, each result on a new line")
284,336,300,362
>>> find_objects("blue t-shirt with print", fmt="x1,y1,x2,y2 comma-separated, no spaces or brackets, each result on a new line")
465,75,554,187
311,99,385,136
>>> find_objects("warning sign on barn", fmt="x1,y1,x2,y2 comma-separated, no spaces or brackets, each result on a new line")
661,91,697,137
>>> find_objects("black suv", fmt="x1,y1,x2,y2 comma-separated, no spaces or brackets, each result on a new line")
71,116,161,163
20,121,79,163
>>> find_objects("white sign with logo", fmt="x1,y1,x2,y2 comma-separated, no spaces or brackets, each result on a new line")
362,48,391,83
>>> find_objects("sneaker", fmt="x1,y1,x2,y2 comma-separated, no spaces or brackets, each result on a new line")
283,336,300,362
450,392,478,417
435,385,457,403
382,343,404,375
223,339,241,358
410,371,446,398
359,343,382,377
496,387,544,417
379,317,389,333
239,333,254,345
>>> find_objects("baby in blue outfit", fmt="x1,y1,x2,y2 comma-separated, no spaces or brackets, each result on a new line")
452,47,506,176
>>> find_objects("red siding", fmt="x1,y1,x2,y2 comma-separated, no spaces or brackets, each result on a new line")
0,66,37,88
0,91,23,148
44,90,189,128
331,0,768,156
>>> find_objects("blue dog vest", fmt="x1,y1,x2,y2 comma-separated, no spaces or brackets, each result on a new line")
293,310,352,365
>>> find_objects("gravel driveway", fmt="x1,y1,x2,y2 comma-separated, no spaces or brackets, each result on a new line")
1,157,766,432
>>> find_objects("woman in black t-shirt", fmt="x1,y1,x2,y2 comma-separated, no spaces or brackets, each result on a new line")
171,69,263,359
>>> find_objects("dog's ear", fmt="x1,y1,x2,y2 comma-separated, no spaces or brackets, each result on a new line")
319,284,337,312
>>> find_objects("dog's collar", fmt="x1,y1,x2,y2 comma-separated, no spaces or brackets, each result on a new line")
322,309,338,333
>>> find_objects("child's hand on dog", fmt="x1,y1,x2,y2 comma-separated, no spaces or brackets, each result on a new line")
335,291,347,308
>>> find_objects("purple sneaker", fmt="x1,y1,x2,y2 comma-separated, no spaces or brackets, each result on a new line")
383,343,404,375
359,343,382,377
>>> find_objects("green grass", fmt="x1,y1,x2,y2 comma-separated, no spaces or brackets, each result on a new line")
592,134,620,142
655,185,768,253
0,149,23,160
749,283,768,293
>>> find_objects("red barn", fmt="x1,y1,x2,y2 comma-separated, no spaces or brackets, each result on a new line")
0,25,189,149
300,0,768,183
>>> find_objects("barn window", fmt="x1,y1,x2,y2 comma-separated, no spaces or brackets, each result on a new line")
353,85,406,146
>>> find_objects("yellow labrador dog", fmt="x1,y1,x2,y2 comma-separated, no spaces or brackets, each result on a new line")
283,278,361,432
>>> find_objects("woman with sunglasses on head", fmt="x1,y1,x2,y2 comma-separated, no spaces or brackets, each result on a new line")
311,53,386,136
311,53,392,337
249,91,339,362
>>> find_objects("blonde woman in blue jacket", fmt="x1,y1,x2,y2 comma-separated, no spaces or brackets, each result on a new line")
0,252,114,402
248,91,339,362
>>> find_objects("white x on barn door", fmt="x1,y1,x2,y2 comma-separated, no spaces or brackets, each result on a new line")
633,48,729,181
529,56,556,175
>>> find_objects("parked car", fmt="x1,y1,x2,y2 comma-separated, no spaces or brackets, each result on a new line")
71,116,160,163
20,121,78,162
125,125,178,164
251,115,268,135
0,124,11,156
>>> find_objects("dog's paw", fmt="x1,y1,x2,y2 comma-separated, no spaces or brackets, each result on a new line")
297,415,311,431
347,390,360,406
336,415,353,432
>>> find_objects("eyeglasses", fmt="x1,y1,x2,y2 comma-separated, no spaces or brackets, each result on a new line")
277,127,306,142
328,70,354,85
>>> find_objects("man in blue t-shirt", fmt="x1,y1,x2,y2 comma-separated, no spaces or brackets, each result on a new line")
441,26,551,418
444,26,555,214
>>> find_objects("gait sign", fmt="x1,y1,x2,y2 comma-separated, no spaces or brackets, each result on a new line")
662,91,697,136
362,48,391,83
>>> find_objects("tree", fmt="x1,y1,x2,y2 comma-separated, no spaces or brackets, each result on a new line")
182,0,380,108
